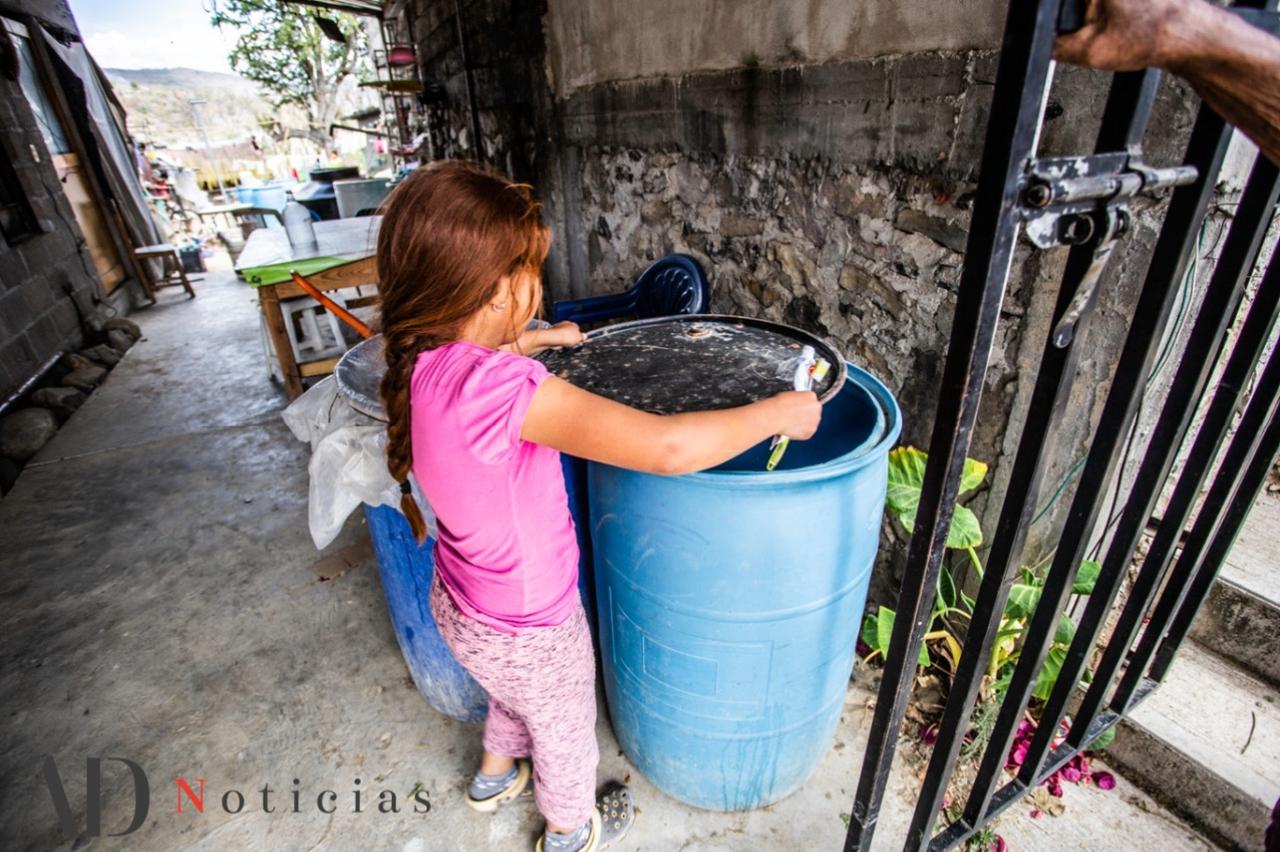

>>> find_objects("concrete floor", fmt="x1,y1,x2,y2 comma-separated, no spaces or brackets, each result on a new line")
1,255,1217,851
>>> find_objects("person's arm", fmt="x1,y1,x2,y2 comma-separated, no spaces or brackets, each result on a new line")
501,321,587,356
521,376,822,475
1055,0,1280,165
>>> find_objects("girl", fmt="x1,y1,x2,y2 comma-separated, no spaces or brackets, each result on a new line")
377,160,821,852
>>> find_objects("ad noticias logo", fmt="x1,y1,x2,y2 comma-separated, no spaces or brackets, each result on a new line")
41,755,431,839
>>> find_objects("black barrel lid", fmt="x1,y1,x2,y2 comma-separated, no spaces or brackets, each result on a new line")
537,315,845,415
334,315,846,421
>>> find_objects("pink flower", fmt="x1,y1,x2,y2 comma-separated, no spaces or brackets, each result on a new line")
1008,742,1029,767
993,836,1008,852
1094,772,1116,790
1061,765,1082,783
1046,775,1064,798
919,724,939,746
1017,719,1033,736
1030,808,1042,819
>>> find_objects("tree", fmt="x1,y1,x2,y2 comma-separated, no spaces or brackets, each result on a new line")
209,0,368,148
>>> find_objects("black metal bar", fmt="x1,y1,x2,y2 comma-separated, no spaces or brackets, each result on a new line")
962,96,1236,827
1150,397,1280,676
903,70,1161,852
1057,160,1280,751
841,1,1063,847
1112,300,1280,708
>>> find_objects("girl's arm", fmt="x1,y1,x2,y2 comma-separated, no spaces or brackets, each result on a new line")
501,322,587,356
521,375,822,475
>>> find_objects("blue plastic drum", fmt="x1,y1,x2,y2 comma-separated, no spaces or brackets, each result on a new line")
363,503,488,723
588,364,900,810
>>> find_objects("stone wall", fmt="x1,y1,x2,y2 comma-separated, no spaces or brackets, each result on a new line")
0,2,102,400
407,1,1246,596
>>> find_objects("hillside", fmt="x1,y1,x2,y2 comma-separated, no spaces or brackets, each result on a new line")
104,66,288,148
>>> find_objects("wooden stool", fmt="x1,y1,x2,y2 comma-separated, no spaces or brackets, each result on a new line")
133,244,197,300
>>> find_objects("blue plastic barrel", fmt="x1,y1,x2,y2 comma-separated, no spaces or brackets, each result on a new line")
590,364,901,810
561,454,596,629
363,503,488,723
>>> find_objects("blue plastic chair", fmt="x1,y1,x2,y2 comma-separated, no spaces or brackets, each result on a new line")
551,254,709,324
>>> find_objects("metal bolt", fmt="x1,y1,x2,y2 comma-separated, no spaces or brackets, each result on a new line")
1026,182,1053,208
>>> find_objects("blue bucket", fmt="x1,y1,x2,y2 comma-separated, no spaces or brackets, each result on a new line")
589,364,901,810
363,503,488,723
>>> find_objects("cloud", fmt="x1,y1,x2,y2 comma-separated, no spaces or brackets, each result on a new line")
84,26,238,74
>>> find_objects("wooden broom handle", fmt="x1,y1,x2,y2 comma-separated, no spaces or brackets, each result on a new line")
289,270,375,340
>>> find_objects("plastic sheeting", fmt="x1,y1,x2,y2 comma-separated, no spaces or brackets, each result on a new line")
282,376,437,549
40,28,162,258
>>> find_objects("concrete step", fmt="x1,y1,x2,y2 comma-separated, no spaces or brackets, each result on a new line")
1106,640,1280,851
1190,577,1280,689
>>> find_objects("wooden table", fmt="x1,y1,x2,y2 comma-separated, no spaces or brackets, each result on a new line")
235,218,380,399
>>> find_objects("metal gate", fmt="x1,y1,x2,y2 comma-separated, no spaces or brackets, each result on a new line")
843,0,1280,848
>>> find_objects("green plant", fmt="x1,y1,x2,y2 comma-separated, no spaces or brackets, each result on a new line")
862,446,1101,710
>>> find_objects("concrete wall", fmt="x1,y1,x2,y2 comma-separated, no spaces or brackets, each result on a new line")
411,0,548,181
407,0,1234,597
544,0,1005,96
0,1,102,399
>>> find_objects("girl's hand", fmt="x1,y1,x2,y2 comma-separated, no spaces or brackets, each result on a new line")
539,321,587,349
503,322,586,355
768,390,822,440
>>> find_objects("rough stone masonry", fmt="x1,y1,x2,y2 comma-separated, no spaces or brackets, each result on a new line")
406,0,1264,597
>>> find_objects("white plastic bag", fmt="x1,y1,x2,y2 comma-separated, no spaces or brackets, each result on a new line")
282,377,437,548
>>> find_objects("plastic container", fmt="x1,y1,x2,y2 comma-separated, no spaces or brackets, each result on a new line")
364,503,488,722
334,178,390,218
282,191,317,251
589,363,901,811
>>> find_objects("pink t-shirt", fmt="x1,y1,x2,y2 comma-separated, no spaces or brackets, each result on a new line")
409,341,579,634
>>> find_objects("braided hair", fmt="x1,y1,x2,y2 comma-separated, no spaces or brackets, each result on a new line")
376,161,550,541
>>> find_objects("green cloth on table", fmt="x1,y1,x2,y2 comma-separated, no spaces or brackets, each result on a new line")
239,255,353,287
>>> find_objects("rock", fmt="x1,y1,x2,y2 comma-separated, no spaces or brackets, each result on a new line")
0,408,58,461
84,305,113,334
0,457,18,493
719,215,765,238
80,344,120,367
103,317,142,340
31,387,85,419
106,329,135,354
62,365,106,392
894,209,969,254
59,352,95,372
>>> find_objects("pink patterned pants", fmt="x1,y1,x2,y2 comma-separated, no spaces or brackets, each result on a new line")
429,574,599,827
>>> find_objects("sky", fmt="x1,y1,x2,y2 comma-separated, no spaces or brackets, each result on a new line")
69,0,240,74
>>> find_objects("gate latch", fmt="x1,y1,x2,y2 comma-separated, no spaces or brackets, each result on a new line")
1020,153,1198,347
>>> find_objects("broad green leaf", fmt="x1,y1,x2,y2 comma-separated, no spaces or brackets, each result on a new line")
1032,645,1069,700
886,447,927,522
959,457,989,495
1087,724,1116,751
936,565,958,612
886,446,986,550
1005,583,1042,619
961,591,977,611
876,606,896,655
946,505,984,549
1055,613,1076,645
1073,560,1101,595
860,612,880,655
873,606,930,665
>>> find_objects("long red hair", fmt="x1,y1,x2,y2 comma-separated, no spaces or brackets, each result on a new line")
376,160,551,541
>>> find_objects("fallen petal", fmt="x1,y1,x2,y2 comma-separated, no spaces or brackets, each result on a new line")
1095,772,1116,790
